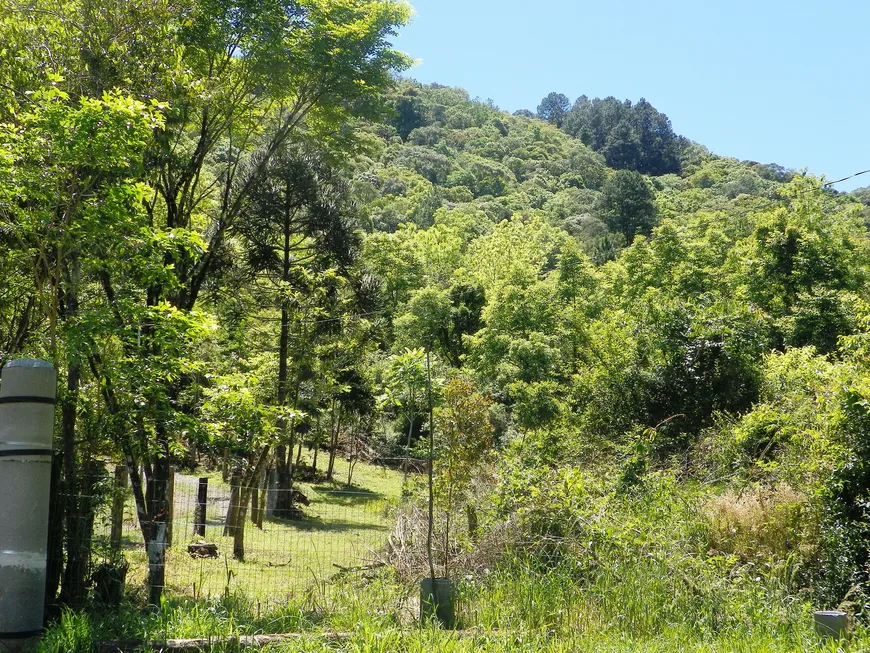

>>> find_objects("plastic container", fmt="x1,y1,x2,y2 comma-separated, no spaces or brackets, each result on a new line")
814,610,848,638
0,359,56,651
420,577,455,629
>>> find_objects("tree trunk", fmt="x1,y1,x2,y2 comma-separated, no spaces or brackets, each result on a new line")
250,484,259,525
295,437,304,470
312,441,320,475
273,198,295,518
347,414,372,489
256,468,267,529
232,447,270,560
251,464,267,526
110,465,129,550
326,404,342,482
144,436,172,606
347,456,356,488
88,368,170,607
224,468,243,536
274,446,293,517
44,454,64,608
188,437,198,469
285,388,301,490
233,497,249,561
311,416,321,476
166,466,175,548
58,249,91,609
403,412,414,477
59,360,87,608
467,504,479,543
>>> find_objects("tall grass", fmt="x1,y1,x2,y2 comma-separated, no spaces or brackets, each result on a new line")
38,563,859,653
39,469,860,652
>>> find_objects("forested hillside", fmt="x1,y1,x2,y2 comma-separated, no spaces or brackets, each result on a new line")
361,81,868,460
351,83,870,603
5,4,870,647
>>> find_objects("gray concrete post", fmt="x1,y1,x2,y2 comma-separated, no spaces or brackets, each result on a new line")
0,359,57,652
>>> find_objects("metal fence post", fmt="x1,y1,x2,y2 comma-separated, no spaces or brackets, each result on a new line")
166,466,175,547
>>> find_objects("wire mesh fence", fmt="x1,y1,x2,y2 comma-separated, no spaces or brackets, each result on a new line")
56,459,412,607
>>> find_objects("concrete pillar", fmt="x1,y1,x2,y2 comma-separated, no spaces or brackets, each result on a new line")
0,359,57,652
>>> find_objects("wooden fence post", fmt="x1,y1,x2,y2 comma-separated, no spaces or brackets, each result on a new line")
110,465,128,551
194,477,208,537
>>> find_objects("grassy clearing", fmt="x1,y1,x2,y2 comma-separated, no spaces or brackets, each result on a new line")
99,456,405,603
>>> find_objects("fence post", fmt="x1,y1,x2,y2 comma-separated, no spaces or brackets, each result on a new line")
251,475,260,526
266,467,278,518
110,465,128,550
166,466,175,548
256,467,267,529
0,359,57,651
194,477,208,537
222,448,229,482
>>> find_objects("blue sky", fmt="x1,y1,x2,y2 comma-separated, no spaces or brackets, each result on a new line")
393,0,870,191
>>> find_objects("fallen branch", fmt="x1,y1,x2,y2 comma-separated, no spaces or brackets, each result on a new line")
331,561,387,574
97,629,490,652
97,632,346,653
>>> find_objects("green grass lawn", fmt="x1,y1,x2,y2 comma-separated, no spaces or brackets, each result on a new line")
97,456,405,604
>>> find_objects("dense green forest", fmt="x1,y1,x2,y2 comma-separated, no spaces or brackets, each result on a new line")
5,0,870,649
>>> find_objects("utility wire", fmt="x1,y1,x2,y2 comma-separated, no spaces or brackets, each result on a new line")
822,168,870,188
544,166,870,276
674,167,870,234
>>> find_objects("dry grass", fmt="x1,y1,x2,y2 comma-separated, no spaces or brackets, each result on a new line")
705,484,817,561
384,483,514,583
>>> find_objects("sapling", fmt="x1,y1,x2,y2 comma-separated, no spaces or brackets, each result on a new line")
432,376,493,577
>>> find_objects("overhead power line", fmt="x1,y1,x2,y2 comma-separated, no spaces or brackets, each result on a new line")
549,166,870,275
652,166,870,240
822,168,870,189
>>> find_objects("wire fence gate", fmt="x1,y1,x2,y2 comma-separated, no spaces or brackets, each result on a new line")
59,464,406,607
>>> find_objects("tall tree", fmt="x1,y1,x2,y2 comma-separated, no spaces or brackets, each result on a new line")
0,87,164,606
564,96,681,175
599,170,659,243
537,92,570,128
235,143,359,513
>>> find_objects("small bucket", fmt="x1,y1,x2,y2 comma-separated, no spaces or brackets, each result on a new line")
420,577,455,629
813,610,848,638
